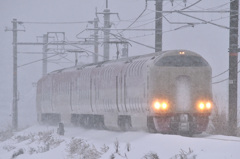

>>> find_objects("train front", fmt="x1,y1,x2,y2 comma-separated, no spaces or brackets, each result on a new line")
149,50,212,135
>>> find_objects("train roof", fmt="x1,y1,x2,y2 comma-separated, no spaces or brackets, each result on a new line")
49,50,205,74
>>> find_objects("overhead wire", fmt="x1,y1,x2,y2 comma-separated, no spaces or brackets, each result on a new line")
111,11,154,23
118,0,148,34
212,62,240,85
212,58,240,79
64,41,105,58
212,59,240,84
17,37,85,68
147,2,230,30
109,32,155,50
212,78,229,85
127,33,155,39
127,15,231,36
96,0,232,54
52,51,73,63
212,69,229,79
84,0,198,39
17,54,59,68
193,0,235,11
140,0,231,31
127,0,184,30
19,1,237,78
142,10,232,32
177,11,229,29
21,21,90,24
17,38,70,68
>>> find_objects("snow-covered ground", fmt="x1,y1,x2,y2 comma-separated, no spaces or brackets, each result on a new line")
1,125,240,159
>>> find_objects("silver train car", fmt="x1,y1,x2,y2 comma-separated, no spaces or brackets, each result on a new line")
36,50,212,135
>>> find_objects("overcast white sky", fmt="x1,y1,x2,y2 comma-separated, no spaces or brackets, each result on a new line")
0,0,237,127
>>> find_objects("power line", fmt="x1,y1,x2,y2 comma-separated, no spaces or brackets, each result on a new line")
127,15,162,29
212,69,229,79
21,21,90,24
212,59,240,79
120,1,181,31
212,78,229,85
109,32,155,50
193,0,235,11
118,0,148,34
54,52,74,63
147,8,232,28
18,51,58,55
163,14,202,25
128,7,202,30
128,33,155,39
112,11,154,23
145,8,230,29
178,12,229,29
65,41,105,58
17,54,59,68
140,1,234,32
212,59,240,85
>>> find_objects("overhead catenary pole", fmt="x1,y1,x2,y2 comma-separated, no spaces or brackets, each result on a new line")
12,18,18,130
5,19,25,130
93,18,99,63
97,0,120,61
228,0,239,136
103,8,110,61
42,34,48,76
155,0,163,52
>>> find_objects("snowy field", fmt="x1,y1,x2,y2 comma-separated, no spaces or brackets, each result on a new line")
1,125,240,159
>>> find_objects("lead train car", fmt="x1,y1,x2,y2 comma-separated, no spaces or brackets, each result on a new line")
36,50,212,134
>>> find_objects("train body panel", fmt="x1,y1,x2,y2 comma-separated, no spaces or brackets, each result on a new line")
36,50,212,134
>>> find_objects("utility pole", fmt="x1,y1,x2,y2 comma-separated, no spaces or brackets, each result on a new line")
150,0,189,52
12,19,18,130
93,18,99,63
97,1,119,61
228,0,239,136
5,19,23,130
103,7,110,61
42,34,48,76
155,0,163,52
147,0,163,52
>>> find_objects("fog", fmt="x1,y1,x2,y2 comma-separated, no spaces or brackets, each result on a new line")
0,0,236,128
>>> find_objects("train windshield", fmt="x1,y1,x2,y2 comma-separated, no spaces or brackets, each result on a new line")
155,55,209,67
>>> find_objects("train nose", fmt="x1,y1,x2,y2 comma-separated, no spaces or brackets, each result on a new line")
176,75,191,112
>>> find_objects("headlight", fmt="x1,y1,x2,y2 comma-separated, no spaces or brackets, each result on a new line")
154,101,161,110
162,102,168,110
197,101,212,111
153,100,168,111
206,102,211,109
199,103,205,110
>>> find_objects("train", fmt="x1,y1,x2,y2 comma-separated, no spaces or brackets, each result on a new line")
36,50,212,135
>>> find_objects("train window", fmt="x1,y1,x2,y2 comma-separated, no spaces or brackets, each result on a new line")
155,55,208,67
